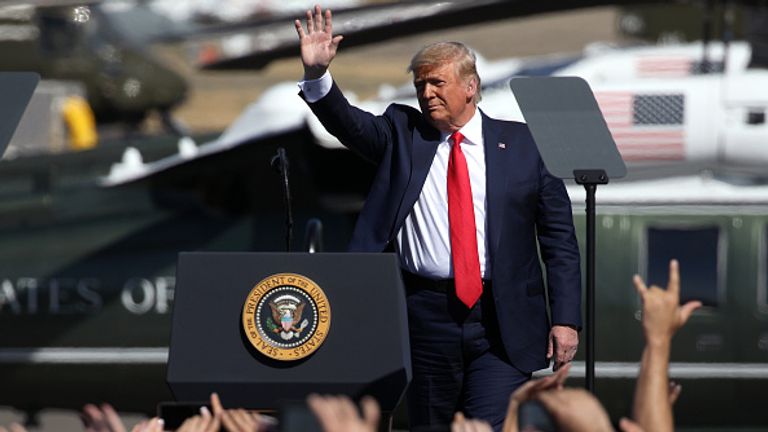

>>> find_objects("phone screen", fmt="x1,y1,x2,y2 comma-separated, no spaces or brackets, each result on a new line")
157,402,211,430
279,401,322,432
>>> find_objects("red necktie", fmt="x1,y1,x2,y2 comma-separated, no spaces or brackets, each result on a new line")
447,131,482,308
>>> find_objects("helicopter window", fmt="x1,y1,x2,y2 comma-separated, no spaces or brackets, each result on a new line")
646,226,721,307
38,12,79,55
746,109,766,125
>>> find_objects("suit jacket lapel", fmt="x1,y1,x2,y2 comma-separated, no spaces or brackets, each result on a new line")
390,125,441,240
482,111,509,265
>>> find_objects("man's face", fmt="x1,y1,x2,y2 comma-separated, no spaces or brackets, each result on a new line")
413,62,476,132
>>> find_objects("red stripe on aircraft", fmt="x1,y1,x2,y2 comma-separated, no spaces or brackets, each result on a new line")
636,57,692,77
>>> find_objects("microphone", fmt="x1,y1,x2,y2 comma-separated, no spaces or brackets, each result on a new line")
271,147,293,252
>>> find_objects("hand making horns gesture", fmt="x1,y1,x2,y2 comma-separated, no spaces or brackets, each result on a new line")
294,5,344,80
633,259,702,346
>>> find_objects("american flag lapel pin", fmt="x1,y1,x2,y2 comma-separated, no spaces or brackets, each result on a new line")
498,142,506,149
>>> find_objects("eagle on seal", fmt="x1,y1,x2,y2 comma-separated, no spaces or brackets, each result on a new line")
269,300,306,334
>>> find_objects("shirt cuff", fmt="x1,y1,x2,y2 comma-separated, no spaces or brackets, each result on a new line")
298,71,332,103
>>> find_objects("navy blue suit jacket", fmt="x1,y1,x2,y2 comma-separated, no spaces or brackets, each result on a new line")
307,82,582,373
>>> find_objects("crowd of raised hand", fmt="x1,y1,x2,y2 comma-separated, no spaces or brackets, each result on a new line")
1,260,698,432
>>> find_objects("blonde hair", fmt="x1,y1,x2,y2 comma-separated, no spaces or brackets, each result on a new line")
408,41,482,103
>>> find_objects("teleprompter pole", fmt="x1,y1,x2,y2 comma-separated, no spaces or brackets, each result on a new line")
574,169,608,393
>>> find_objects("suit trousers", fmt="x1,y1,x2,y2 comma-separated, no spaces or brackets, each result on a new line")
403,272,531,432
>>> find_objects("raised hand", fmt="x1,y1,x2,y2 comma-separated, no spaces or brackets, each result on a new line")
211,392,270,432
294,5,344,79
631,260,700,432
175,413,218,432
633,260,701,347
81,403,126,432
535,388,614,432
307,394,380,432
502,363,571,432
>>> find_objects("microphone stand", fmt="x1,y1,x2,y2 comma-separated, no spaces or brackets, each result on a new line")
271,148,293,252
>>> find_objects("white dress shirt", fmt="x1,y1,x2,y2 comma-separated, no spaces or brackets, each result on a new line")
395,111,489,279
299,72,490,279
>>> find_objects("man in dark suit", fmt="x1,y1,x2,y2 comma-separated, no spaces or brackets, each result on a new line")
295,6,581,430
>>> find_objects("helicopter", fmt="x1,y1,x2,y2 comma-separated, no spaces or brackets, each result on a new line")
0,2,188,130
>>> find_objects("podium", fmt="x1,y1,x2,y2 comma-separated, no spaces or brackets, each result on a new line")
167,252,412,413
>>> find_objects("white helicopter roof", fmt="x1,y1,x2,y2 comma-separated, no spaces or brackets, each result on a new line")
557,41,752,84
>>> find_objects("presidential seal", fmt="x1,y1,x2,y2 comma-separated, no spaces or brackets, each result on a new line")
242,273,331,361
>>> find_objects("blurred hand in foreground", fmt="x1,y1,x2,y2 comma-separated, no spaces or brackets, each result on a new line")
130,418,163,432
307,394,380,432
451,412,492,432
81,403,126,432
502,362,570,432
536,388,613,432
0,423,28,432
